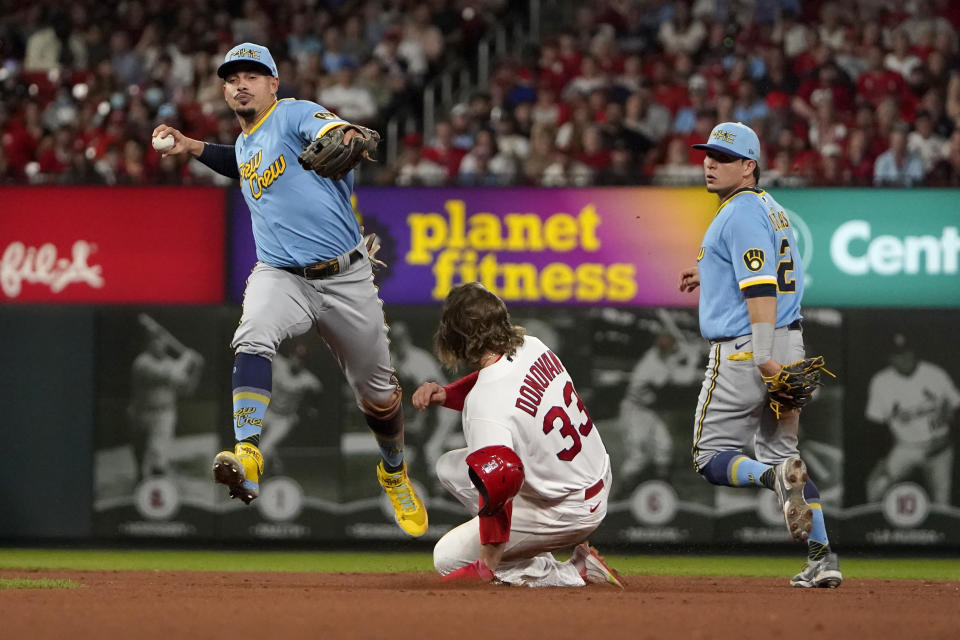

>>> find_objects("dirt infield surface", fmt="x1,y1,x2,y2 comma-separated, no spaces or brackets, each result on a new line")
2,570,958,639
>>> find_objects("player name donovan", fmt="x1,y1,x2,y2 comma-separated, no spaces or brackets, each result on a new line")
515,349,566,416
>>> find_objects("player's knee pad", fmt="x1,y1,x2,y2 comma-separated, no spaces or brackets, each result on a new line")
698,450,740,486
361,389,402,437
803,479,821,502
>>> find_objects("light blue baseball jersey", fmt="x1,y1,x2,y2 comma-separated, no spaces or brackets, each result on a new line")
234,98,362,267
696,187,803,340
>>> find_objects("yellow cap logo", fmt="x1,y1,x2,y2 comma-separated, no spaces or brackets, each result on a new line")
712,129,736,143
231,48,261,60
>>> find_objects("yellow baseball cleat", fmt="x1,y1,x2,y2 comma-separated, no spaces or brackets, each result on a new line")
213,442,264,505
376,461,428,537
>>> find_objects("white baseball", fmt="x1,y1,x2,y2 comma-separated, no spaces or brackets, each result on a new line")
152,134,175,153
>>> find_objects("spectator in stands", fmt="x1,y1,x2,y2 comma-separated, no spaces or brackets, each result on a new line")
404,4,445,75
908,110,947,171
531,82,565,128
845,127,877,186
885,29,923,80
492,115,530,162
574,124,611,172
457,129,517,186
793,61,854,122
658,2,706,57
556,102,592,153
926,128,960,186
422,120,466,179
857,46,908,107
874,126,926,186
2,1,957,188
541,148,593,187
622,82,670,148
808,93,847,154
562,55,609,102
318,63,378,126
523,124,557,185
672,74,709,135
814,142,850,186
764,148,807,188
732,80,769,126
286,14,323,67
342,15,372,62
392,133,446,186
651,137,701,186
596,139,635,186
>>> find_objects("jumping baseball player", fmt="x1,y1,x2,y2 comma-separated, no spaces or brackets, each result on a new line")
678,122,841,588
151,42,427,536
412,283,622,588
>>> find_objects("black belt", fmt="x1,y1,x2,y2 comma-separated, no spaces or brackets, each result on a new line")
280,249,362,280
711,319,802,344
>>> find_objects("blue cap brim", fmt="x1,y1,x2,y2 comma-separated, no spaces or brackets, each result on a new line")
690,143,751,160
217,60,274,79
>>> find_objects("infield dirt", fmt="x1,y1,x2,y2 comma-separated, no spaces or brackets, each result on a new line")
1,569,958,639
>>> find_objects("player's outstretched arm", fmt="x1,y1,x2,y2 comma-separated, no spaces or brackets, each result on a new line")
151,125,204,158
412,381,446,410
678,266,700,292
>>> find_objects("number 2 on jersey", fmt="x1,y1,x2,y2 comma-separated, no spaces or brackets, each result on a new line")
542,380,594,461
777,237,796,293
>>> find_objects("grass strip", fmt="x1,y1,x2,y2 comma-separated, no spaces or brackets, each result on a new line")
0,577,84,590
0,550,958,581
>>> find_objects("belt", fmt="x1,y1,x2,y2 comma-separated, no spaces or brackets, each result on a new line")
711,319,802,344
584,478,604,501
280,249,362,280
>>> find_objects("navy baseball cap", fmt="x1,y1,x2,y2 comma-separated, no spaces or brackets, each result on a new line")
692,122,760,162
217,43,279,79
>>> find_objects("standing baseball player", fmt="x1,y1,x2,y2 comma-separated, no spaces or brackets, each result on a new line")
865,333,960,504
412,283,621,588
678,122,841,588
128,319,204,481
258,343,322,474
150,42,427,536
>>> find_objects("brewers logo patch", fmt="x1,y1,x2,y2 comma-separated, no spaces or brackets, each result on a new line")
697,247,705,261
313,111,339,120
742,248,765,272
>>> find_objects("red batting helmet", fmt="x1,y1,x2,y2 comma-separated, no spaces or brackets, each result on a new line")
465,445,525,516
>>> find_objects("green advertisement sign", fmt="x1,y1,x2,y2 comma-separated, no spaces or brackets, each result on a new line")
776,189,960,307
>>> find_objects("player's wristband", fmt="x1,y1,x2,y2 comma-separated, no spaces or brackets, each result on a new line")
478,502,512,544
750,322,774,365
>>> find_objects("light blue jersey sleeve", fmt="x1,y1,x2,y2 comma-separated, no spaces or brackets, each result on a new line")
721,199,778,293
283,100,351,146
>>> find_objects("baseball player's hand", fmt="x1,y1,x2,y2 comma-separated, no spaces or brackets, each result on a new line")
479,541,505,571
678,266,700,293
151,125,204,158
412,381,446,411
757,358,782,378
761,355,835,418
298,124,380,180
439,559,495,583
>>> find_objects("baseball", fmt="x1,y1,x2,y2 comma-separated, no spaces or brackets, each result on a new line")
152,134,175,153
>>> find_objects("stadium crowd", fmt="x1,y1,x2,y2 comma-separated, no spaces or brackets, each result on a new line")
1,0,959,188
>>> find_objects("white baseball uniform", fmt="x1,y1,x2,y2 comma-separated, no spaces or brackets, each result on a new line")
865,360,960,503
433,335,612,587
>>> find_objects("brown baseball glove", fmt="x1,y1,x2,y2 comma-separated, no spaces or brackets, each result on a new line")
298,125,380,181
761,355,835,418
